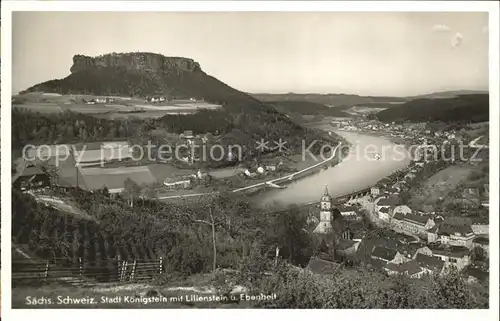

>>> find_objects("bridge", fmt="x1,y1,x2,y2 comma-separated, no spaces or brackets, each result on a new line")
259,186,373,215
158,142,342,200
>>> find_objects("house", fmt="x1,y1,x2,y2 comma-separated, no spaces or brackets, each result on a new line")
378,207,391,221
338,205,357,219
336,239,361,258
426,225,439,243
13,166,51,191
370,186,380,197
306,257,341,275
370,246,405,264
393,205,412,216
472,236,489,255
430,223,475,249
396,243,428,260
431,246,470,271
392,213,435,235
265,165,277,172
384,260,425,278
414,253,444,275
180,130,195,140
413,246,433,258
375,197,394,211
471,221,489,235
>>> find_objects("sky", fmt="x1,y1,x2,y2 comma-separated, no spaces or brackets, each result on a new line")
12,11,489,96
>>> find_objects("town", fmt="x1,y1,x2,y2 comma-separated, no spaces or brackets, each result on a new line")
11,115,490,287
7,8,493,311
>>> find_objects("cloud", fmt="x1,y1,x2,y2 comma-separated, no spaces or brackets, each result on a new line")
432,24,451,32
451,32,463,48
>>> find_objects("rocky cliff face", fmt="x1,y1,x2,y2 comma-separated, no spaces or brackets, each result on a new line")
70,52,201,74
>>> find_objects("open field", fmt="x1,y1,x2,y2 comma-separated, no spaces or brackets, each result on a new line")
13,103,63,113
424,165,474,188
12,93,222,118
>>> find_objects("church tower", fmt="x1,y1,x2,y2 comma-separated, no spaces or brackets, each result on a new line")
314,185,333,234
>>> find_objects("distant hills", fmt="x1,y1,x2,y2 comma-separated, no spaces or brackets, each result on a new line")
252,90,488,106
252,93,408,107
253,90,489,124
406,90,488,100
265,101,351,117
374,94,489,123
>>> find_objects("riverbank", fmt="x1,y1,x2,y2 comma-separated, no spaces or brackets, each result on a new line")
256,129,412,208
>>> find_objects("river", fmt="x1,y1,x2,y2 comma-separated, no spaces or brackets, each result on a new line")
258,128,411,207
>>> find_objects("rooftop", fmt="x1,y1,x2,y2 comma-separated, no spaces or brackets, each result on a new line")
415,253,444,272
403,214,430,226
73,142,104,151
336,239,358,251
465,267,489,282
306,257,341,275
20,165,46,176
437,223,473,237
338,205,356,212
376,198,392,206
473,236,489,245
431,246,470,258
371,246,398,261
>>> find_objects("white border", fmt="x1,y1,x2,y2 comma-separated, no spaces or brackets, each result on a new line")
1,1,499,320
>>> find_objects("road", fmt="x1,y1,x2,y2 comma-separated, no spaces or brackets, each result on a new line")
469,136,488,149
157,143,342,200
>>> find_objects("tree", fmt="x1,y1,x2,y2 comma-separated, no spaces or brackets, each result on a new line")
471,246,486,263
431,266,477,308
180,194,236,273
272,205,312,266
37,161,59,185
123,178,140,207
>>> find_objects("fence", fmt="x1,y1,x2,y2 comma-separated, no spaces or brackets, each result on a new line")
12,256,165,286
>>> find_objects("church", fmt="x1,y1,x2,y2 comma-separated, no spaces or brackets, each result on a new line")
313,185,349,237
312,185,354,255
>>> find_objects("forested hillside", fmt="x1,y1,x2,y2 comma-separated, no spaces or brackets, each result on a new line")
375,94,489,123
